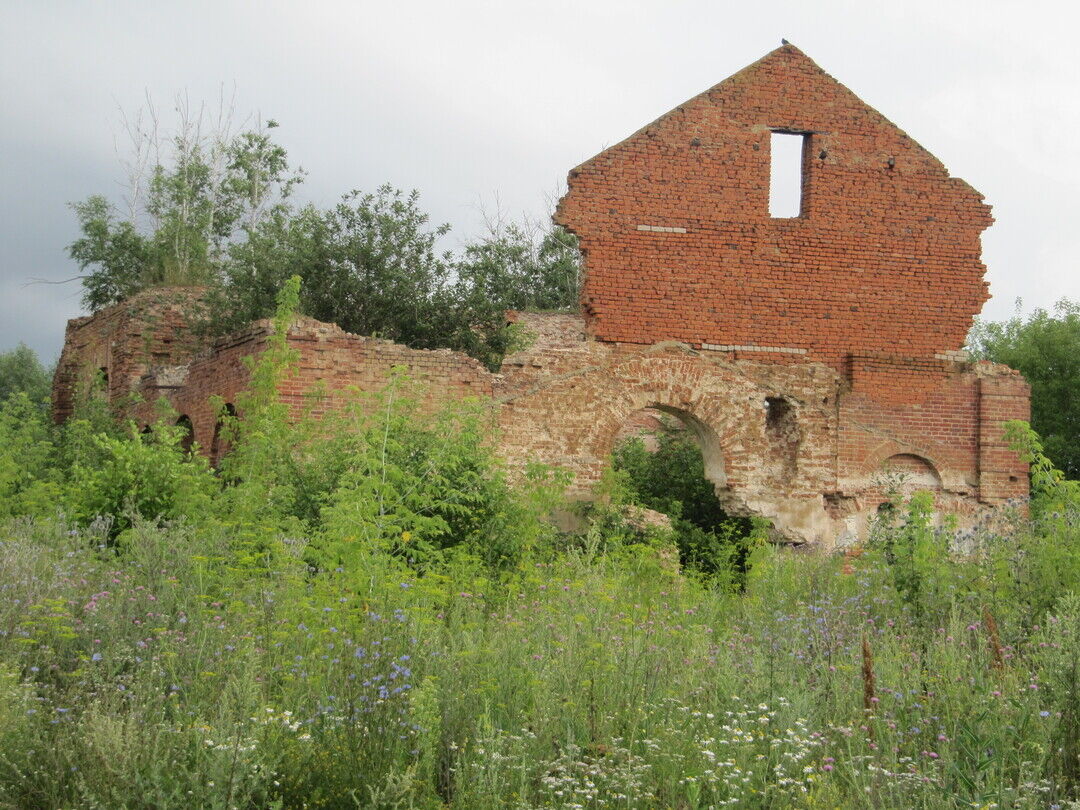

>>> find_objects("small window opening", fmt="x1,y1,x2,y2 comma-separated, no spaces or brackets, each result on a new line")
769,132,806,218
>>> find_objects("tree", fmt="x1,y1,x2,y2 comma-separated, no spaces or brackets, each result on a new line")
70,98,581,368
0,344,51,404
209,188,581,369
968,299,1080,478
208,186,464,352
454,218,580,313
68,100,302,311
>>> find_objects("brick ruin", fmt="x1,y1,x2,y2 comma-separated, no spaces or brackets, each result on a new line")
52,44,1030,547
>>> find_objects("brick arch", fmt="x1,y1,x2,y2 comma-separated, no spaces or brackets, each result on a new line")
571,357,759,481
881,453,942,489
175,415,195,454
602,400,732,493
860,439,971,493
862,439,944,481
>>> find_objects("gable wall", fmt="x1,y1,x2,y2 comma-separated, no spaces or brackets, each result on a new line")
556,45,992,372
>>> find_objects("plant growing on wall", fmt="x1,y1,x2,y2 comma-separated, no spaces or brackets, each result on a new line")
68,100,581,370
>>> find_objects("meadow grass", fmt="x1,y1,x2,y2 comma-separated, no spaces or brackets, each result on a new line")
1,509,1078,809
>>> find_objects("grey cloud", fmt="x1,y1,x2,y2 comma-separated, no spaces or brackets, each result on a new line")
2,0,1077,360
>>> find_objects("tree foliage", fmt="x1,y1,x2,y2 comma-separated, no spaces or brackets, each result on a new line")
969,299,1080,478
0,343,51,404
68,104,302,311
69,104,580,368
209,187,455,347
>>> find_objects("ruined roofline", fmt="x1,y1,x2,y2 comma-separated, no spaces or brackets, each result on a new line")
61,285,207,330
558,42,975,197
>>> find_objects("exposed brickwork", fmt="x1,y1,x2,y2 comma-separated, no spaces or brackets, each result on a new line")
555,44,992,371
51,45,1031,548
127,316,495,454
51,288,206,423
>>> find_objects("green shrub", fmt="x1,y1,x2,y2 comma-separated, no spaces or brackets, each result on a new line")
67,419,216,539
0,393,65,519
612,426,764,583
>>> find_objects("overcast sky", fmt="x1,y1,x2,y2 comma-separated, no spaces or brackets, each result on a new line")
2,0,1077,362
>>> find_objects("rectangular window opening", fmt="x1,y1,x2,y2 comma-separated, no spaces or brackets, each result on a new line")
769,131,806,218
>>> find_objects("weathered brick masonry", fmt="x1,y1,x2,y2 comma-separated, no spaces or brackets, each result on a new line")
52,44,1029,547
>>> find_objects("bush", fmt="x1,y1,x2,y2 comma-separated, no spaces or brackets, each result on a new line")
67,419,217,539
612,424,764,584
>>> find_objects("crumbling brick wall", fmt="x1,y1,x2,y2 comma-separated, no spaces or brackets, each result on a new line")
51,44,1031,547
51,288,205,423
130,316,495,455
555,44,992,371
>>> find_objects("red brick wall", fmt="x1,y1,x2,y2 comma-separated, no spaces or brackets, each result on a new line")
556,44,992,371
978,373,1032,503
51,287,206,423
132,317,495,454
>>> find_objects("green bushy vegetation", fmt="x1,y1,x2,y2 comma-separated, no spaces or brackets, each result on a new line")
969,299,1080,478
67,110,580,370
611,419,768,587
0,343,51,406
3,281,1080,807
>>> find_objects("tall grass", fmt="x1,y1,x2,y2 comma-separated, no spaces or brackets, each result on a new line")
3,512,1080,808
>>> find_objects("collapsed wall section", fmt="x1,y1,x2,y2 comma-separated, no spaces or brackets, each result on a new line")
131,317,496,455
50,44,1032,547
51,287,205,423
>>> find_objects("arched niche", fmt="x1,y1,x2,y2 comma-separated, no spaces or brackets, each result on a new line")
210,403,237,467
880,453,942,491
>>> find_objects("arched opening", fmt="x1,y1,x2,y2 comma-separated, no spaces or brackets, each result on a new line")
880,453,941,493
210,403,237,467
610,405,759,581
175,415,195,455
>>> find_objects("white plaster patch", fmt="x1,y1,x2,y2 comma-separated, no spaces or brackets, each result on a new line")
636,224,688,233
701,343,808,355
